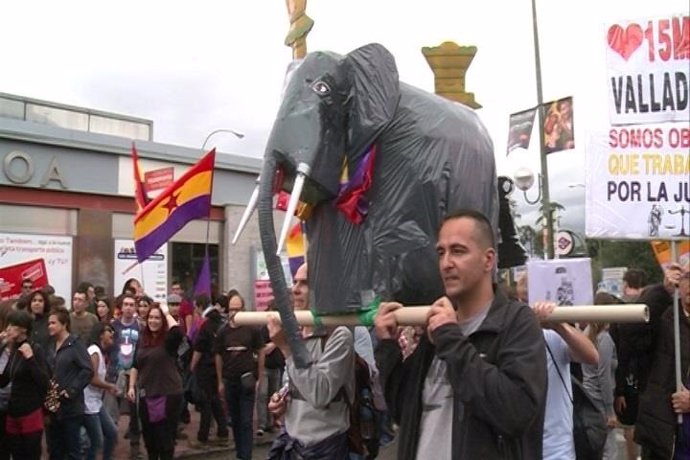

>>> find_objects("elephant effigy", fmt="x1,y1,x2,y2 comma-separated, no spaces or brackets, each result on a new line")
236,43,526,367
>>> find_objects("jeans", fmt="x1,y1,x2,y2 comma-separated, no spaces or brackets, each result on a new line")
225,378,256,460
83,406,118,460
257,368,282,429
46,414,84,460
197,377,228,442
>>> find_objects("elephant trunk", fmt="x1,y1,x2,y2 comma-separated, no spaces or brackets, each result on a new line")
257,156,312,369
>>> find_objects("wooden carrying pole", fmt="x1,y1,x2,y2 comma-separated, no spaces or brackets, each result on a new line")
234,304,649,327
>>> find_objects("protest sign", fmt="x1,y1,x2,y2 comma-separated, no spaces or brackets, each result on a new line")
526,258,593,306
606,15,690,125
586,123,690,239
114,239,168,302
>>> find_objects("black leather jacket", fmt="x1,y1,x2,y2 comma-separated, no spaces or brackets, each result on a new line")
635,304,690,459
375,292,547,460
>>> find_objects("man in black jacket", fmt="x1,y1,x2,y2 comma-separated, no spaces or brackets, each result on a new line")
374,209,547,460
635,262,690,459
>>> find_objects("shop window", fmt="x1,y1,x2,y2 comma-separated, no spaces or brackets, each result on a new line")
171,242,219,300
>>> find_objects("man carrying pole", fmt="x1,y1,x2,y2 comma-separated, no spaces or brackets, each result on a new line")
373,209,547,460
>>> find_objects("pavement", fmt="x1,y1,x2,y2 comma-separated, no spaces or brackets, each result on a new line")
112,405,278,460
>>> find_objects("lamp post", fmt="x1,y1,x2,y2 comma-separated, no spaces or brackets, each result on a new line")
530,0,555,260
201,128,245,152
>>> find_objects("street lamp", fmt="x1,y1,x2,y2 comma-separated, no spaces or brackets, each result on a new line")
201,128,245,151
514,167,541,205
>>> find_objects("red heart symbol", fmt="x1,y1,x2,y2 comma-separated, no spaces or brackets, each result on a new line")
607,23,643,60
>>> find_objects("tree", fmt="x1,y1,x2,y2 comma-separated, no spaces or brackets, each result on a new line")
586,239,663,286
535,201,565,228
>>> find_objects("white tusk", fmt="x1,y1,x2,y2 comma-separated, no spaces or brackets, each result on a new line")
232,177,260,245
276,163,311,255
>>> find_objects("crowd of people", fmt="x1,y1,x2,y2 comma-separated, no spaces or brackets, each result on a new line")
0,209,688,460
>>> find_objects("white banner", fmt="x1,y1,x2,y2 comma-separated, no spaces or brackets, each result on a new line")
527,258,593,307
586,123,690,239
0,233,73,299
114,239,168,302
606,15,690,125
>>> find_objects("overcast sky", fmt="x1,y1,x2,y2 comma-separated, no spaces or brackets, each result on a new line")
2,0,686,234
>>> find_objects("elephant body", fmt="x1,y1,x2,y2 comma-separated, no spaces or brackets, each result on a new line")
309,82,497,312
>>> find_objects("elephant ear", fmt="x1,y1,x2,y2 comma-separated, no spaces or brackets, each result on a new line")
346,43,400,159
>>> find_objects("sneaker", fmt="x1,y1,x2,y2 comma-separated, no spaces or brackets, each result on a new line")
256,429,265,437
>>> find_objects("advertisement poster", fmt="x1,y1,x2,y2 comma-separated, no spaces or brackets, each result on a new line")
606,15,690,125
114,239,168,302
526,258,593,306
585,123,690,239
506,108,537,155
542,97,575,154
0,233,73,300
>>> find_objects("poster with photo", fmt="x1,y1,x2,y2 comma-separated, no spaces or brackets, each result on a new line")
0,233,73,300
526,258,593,306
114,239,168,302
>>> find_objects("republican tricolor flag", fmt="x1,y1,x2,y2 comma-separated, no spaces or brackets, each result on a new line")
133,149,216,263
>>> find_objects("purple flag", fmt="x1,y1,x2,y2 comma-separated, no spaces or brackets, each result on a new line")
193,252,212,297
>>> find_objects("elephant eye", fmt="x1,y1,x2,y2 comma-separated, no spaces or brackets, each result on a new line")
311,81,331,96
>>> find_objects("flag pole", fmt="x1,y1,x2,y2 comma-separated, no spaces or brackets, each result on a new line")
671,240,684,425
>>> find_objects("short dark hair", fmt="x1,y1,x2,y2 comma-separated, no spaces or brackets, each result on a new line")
7,309,33,333
77,281,93,292
441,209,495,249
623,269,647,289
49,307,71,331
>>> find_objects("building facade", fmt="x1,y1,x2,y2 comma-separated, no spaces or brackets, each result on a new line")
0,92,272,306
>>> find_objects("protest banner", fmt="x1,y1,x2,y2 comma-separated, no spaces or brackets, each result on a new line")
650,239,690,269
0,233,72,300
606,15,690,125
586,123,690,239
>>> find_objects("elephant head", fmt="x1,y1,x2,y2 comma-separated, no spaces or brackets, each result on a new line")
238,44,399,368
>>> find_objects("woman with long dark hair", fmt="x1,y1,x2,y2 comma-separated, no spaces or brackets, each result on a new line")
95,296,114,324
0,310,50,460
127,304,184,460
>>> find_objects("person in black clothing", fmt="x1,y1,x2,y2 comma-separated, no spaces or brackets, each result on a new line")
0,310,50,460
127,304,184,460
29,289,52,350
257,299,285,435
189,300,229,447
635,263,690,459
45,307,94,460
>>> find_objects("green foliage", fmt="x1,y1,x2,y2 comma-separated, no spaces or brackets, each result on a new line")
585,239,663,285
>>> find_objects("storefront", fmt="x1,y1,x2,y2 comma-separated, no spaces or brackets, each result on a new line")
0,93,266,303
